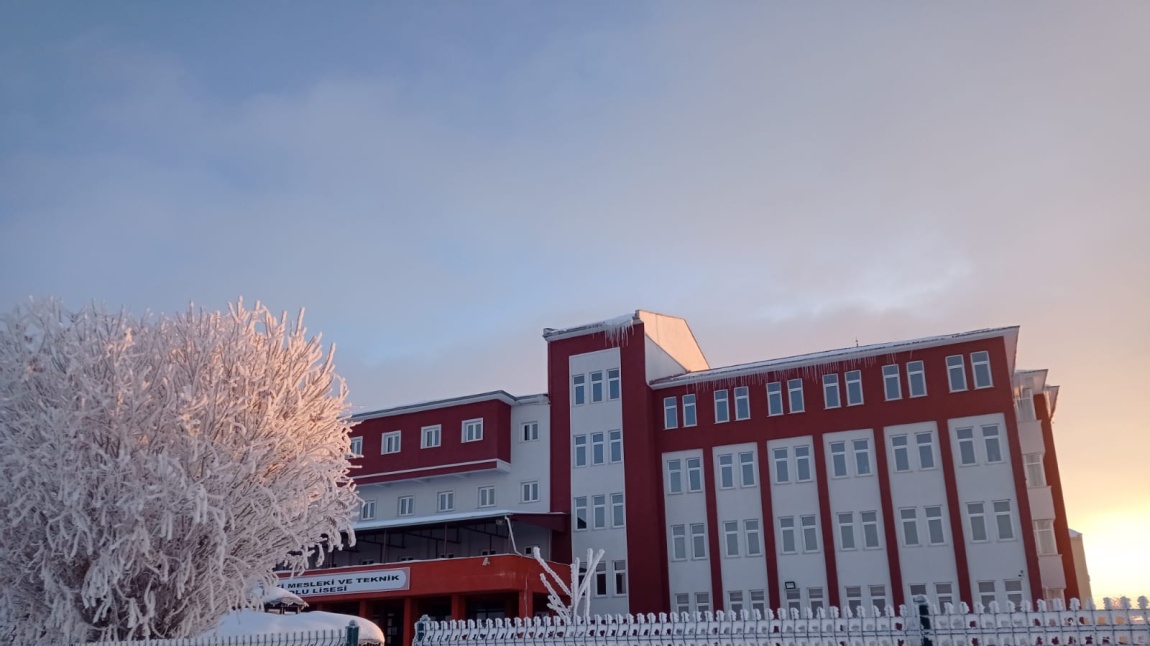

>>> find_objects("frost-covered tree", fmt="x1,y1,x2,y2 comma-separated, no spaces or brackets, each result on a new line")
0,299,360,643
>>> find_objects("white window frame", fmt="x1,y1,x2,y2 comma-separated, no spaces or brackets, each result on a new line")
421,425,441,449
925,505,946,545
900,507,920,546
382,431,402,455
1024,453,1046,487
823,373,841,409
779,516,797,554
572,374,586,405
744,519,763,556
574,496,588,531
853,438,872,476
971,351,993,389
861,510,881,549
573,435,588,467
767,382,784,416
892,434,910,472
946,355,967,392
437,490,455,513
521,421,539,442
883,364,902,401
670,525,687,560
521,481,540,503
398,495,414,516
607,368,621,400
787,378,805,413
1035,519,1057,555
592,495,607,529
349,436,363,457
360,499,376,520
682,394,697,427
739,451,756,487
773,447,790,484
714,389,730,423
723,520,740,557
663,397,678,430
794,445,812,482
666,459,683,495
993,500,1015,540
916,432,936,469
479,486,496,508
907,360,927,397
982,424,1003,463
956,427,976,465
800,514,819,553
967,502,988,542
591,431,605,465
612,559,627,595
590,370,604,403
718,454,735,489
837,511,856,550
690,523,707,559
845,370,864,406
462,418,483,443
686,457,703,492
734,386,750,420
608,429,623,463
611,492,625,527
830,441,848,478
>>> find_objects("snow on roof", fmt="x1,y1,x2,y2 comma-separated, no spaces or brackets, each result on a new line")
260,585,307,608
353,508,566,532
1069,529,1082,538
352,391,548,421
542,312,638,342
205,609,385,644
651,326,1019,388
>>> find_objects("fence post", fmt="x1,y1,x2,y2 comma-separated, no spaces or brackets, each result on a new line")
914,595,933,646
413,614,431,646
346,619,360,646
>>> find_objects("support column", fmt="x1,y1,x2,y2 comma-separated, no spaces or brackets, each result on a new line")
358,599,369,619
402,597,416,646
450,594,466,621
517,590,533,618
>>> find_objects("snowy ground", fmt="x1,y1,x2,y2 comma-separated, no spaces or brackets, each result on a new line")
204,609,385,644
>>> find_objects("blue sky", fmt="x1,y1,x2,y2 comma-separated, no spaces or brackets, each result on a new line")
2,2,1148,597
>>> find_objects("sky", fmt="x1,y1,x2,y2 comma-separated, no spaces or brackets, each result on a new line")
1,2,1148,601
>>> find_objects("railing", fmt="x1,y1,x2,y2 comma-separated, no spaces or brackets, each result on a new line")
62,622,364,646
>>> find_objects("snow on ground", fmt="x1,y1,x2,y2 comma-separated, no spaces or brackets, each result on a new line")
204,610,385,644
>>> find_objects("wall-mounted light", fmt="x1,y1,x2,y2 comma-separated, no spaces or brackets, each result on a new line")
785,581,797,590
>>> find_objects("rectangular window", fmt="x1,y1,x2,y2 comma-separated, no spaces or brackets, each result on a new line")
936,583,954,608
734,386,750,420
422,425,441,448
1035,519,1057,555
666,459,683,494
853,438,872,475
823,373,841,409
845,370,864,406
1024,453,1046,487
787,378,805,413
382,431,401,454
714,389,730,423
739,452,756,487
462,418,483,443
594,561,607,596
574,497,588,531
686,457,703,492
572,374,586,405
608,429,623,463
479,486,496,508
883,364,902,400
779,517,796,554
574,435,588,467
728,590,744,614
971,351,993,388
925,506,945,545
993,500,1014,540
982,425,1003,463
360,499,376,520
611,493,625,527
892,435,910,472
682,394,697,427
967,502,988,541
870,585,887,614
1004,579,1023,607
522,422,539,442
946,355,967,392
907,360,927,397
437,490,455,512
750,590,766,616
909,583,928,600
592,495,607,529
773,447,790,483
978,580,996,608
956,428,976,465
767,382,784,416
670,525,687,560
349,436,363,457
794,445,812,481
801,515,819,552
663,397,678,429
916,432,935,469
723,520,740,557
612,559,627,595
590,371,604,403
591,432,605,465
695,592,711,614
674,592,690,614
830,441,848,477
718,454,735,489
901,508,920,546
398,495,414,516
785,588,802,612
607,368,621,400
809,587,825,613
861,511,881,548
744,519,763,556
845,586,862,614
838,512,856,550
521,481,540,503
690,523,707,559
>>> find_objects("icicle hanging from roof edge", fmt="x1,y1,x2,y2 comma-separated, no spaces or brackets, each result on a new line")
601,314,637,348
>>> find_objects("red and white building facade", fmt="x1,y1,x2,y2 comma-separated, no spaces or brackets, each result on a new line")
290,311,1086,639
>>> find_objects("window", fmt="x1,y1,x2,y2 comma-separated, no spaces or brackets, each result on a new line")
739,452,756,487
870,585,887,613
823,374,841,408
398,495,414,516
718,454,735,489
935,583,954,608
907,361,927,397
809,587,825,613
845,370,864,406
572,374,586,405
682,394,697,427
956,428,976,465
695,592,711,614
522,422,539,442
591,432,605,465
382,431,401,454
734,386,750,420
982,425,1003,463
521,481,540,503
607,368,621,400
787,379,805,413
437,490,455,512
462,418,483,443
479,486,496,508
785,588,802,612
978,581,996,608
349,436,363,457
909,583,928,602
967,502,988,541
830,441,848,477
686,457,703,492
714,389,730,423
608,430,623,463
925,506,945,545
592,495,607,529
845,586,863,614
670,525,687,560
883,364,902,400
663,397,678,429
838,512,856,550
723,521,740,557
590,371,604,403
574,497,588,531
728,591,744,614
674,592,691,614
853,439,872,475
993,500,1014,540
611,493,625,527
422,425,441,448
1035,519,1057,555
892,435,910,472
745,519,763,556
916,432,935,469
794,445,812,481
901,508,920,546
360,499,376,520
779,517,796,554
1005,579,1024,607
946,355,967,392
594,561,607,596
767,382,784,416
971,351,993,388
612,560,627,595
690,523,707,559
861,511,881,548
574,435,588,467
773,447,790,483
801,515,819,552
750,590,766,617
666,459,683,494
1024,453,1046,487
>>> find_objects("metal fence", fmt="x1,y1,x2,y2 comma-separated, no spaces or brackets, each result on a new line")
76,626,357,646
412,598,1150,646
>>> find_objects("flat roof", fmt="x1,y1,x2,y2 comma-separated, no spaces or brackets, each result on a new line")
352,391,548,421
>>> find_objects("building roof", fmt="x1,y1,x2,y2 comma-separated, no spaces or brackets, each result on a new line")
353,509,567,532
352,391,548,421
542,312,638,342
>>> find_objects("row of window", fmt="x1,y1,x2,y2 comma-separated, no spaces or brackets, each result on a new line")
662,351,995,430
572,369,621,406
358,482,542,520
668,519,765,560
573,430,623,467
590,559,628,597
351,419,544,458
573,493,626,530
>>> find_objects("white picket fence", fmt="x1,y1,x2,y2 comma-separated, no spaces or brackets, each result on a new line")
412,598,1150,646
72,628,349,646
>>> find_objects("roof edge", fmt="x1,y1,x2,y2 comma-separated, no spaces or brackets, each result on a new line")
352,391,549,421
